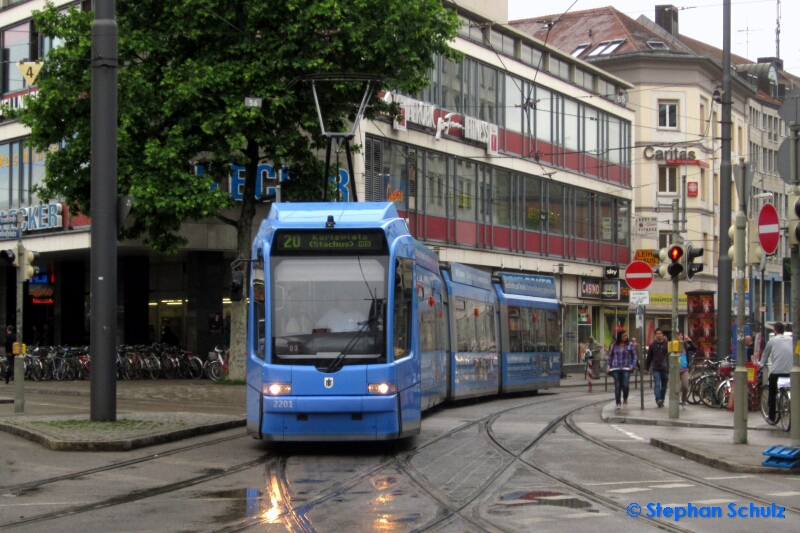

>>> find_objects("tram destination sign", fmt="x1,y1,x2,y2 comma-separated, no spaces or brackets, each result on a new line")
274,229,385,253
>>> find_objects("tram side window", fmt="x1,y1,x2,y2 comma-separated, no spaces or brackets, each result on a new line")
393,258,413,358
455,298,473,351
545,309,560,353
533,308,547,351
478,304,496,351
418,280,442,352
508,306,535,352
456,297,494,352
254,277,266,359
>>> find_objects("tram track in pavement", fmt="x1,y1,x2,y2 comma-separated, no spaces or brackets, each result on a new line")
398,398,611,533
1,432,249,495
563,415,800,517
214,391,588,533
481,412,700,533
0,391,597,532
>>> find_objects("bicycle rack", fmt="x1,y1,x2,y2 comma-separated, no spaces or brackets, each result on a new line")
762,445,800,469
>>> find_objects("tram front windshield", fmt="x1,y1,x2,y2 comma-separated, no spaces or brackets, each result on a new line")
271,256,388,367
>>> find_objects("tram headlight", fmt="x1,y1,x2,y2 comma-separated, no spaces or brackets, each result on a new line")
264,383,291,395
368,383,396,394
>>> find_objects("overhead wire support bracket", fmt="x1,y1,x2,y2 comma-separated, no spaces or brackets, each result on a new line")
291,73,384,203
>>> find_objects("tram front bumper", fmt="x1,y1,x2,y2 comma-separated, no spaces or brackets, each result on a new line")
261,394,400,441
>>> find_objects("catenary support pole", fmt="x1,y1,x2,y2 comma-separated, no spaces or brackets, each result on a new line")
718,0,733,369
90,0,118,422
734,159,748,444
13,233,24,413
790,122,800,446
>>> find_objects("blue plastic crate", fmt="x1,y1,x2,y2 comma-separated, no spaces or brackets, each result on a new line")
763,445,800,459
762,446,800,468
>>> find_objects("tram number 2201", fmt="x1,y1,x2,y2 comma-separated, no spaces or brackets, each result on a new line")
273,400,293,409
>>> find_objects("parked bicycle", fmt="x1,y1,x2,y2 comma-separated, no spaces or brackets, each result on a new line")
204,345,230,381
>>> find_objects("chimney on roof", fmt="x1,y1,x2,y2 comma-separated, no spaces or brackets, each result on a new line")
655,5,679,38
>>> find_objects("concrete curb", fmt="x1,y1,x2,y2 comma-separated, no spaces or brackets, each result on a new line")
649,437,793,474
601,406,787,433
0,418,246,452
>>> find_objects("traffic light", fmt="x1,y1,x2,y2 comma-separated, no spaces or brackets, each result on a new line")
790,193,800,246
747,218,763,266
666,244,685,279
1,247,39,278
686,243,704,281
21,248,39,280
230,271,244,302
657,246,671,279
1,249,17,266
728,224,737,265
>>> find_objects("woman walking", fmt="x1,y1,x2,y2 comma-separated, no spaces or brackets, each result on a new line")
607,331,637,409
679,344,690,408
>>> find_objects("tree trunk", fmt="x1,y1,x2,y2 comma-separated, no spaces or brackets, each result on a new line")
228,140,260,381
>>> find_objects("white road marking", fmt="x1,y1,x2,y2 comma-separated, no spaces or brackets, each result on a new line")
607,487,653,494
692,499,739,505
649,483,695,489
766,491,800,497
609,424,645,441
562,512,612,518
586,480,671,486
704,475,752,480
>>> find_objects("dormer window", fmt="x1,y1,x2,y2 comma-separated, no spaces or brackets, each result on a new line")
646,41,668,50
588,39,625,56
571,44,590,57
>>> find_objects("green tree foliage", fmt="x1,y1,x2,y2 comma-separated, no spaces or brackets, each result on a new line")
15,0,458,379
17,0,459,252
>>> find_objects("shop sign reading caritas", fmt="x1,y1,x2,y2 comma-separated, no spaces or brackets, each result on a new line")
380,91,498,156
643,146,697,161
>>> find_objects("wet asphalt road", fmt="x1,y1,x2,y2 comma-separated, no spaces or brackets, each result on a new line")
2,388,800,533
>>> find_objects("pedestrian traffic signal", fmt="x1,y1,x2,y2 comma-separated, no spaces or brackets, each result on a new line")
0,249,17,266
789,193,800,246
666,244,685,279
686,243,704,281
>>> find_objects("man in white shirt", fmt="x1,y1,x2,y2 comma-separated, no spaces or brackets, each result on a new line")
759,322,794,422
316,293,367,333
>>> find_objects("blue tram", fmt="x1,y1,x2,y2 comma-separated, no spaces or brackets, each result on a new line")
244,202,560,441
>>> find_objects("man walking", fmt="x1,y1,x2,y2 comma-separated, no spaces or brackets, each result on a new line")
759,322,793,422
646,328,669,407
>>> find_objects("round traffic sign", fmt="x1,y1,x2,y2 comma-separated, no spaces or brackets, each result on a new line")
625,261,654,290
757,203,780,256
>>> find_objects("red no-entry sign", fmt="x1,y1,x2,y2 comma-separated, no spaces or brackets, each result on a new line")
758,203,780,256
625,261,654,290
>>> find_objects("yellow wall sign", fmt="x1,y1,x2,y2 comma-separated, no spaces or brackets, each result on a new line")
649,294,688,306
634,249,659,267
16,62,43,86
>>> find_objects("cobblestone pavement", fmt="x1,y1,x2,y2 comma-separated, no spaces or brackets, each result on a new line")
0,380,246,450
